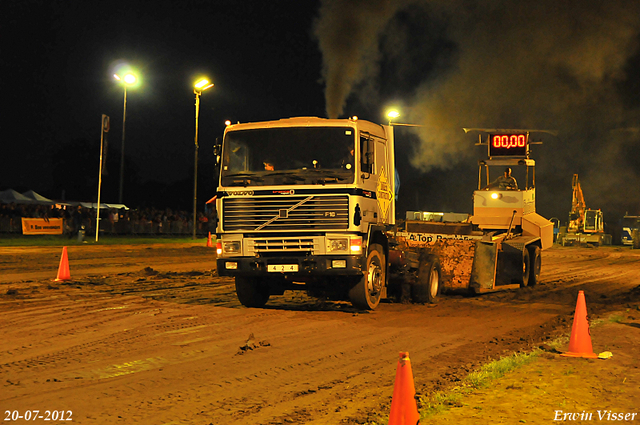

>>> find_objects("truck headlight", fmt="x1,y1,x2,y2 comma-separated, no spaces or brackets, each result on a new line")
327,238,348,252
223,241,241,254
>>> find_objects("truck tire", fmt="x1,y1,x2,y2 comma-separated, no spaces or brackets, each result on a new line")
518,249,531,287
235,276,270,308
349,244,385,310
412,256,441,304
528,245,541,286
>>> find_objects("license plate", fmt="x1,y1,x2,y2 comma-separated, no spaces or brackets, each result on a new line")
268,264,299,272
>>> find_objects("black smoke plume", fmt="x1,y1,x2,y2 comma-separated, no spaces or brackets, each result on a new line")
314,0,640,219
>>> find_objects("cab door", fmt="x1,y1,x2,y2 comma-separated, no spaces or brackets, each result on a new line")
358,132,377,224
373,135,392,224
359,132,392,224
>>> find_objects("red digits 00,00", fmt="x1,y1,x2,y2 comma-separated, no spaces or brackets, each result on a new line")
492,134,526,149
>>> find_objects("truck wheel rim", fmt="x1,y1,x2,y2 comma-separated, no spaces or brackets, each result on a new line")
367,262,382,295
429,268,439,298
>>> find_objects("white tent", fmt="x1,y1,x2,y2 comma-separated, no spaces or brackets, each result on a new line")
0,189,34,204
77,202,129,210
1,188,129,210
21,190,55,205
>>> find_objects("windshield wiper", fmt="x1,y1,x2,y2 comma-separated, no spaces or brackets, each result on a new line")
225,172,264,182
263,171,306,181
226,172,259,178
303,169,349,183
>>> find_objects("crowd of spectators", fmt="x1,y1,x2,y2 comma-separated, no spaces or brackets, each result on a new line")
0,203,217,237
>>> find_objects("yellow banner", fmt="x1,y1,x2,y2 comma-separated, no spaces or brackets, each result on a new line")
21,218,64,235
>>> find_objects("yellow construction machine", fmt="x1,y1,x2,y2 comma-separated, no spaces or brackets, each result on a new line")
387,129,554,301
558,174,611,246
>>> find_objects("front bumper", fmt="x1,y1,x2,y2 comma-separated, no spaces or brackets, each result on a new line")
217,254,364,277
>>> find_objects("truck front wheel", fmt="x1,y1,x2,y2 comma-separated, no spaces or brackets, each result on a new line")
349,244,385,310
235,276,270,308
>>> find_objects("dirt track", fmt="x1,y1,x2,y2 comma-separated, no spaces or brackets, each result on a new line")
1,244,639,424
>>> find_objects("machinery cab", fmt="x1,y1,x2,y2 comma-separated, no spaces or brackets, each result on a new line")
464,128,554,249
583,209,605,233
472,157,536,231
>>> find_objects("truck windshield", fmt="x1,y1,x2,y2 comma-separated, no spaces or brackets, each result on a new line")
220,126,355,186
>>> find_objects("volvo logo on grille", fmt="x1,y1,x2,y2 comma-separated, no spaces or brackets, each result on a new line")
225,190,254,196
279,209,288,218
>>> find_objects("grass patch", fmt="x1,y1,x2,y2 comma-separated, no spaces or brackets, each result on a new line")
464,351,539,389
0,235,203,247
419,350,540,419
545,335,569,351
420,391,465,416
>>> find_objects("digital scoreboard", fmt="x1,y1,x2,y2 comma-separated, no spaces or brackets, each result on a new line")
488,133,528,157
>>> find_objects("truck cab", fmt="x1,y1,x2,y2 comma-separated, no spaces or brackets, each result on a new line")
215,117,395,309
621,215,640,247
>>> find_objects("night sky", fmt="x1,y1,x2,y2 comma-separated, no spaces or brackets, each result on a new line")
3,0,640,228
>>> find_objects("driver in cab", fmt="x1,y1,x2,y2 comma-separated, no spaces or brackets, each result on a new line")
485,167,518,190
263,160,275,171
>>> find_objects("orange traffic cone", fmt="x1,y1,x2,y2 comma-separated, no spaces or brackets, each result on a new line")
389,352,421,425
207,232,213,248
561,290,598,359
54,246,71,282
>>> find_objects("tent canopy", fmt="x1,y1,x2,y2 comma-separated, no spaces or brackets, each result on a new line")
21,190,55,204
77,202,129,210
0,189,129,209
0,189,34,204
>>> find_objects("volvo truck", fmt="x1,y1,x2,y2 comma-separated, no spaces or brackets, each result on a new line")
215,117,395,309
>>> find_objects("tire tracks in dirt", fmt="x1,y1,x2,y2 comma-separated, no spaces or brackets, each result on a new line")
1,245,640,424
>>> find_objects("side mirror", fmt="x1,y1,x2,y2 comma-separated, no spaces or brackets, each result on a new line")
213,137,221,165
360,135,373,177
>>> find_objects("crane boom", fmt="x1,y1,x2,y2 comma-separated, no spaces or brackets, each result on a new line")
568,174,586,233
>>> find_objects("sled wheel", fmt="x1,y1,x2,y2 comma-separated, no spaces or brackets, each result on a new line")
527,245,541,286
412,256,442,303
519,248,531,288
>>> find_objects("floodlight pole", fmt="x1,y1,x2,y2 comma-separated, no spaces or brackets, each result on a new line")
191,80,213,240
193,88,201,240
119,85,127,204
113,72,137,205
96,114,109,242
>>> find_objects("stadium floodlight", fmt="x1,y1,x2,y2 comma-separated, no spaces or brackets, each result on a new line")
113,71,139,204
192,78,214,239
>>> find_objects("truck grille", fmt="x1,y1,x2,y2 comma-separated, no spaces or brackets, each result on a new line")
250,237,318,253
223,195,349,231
